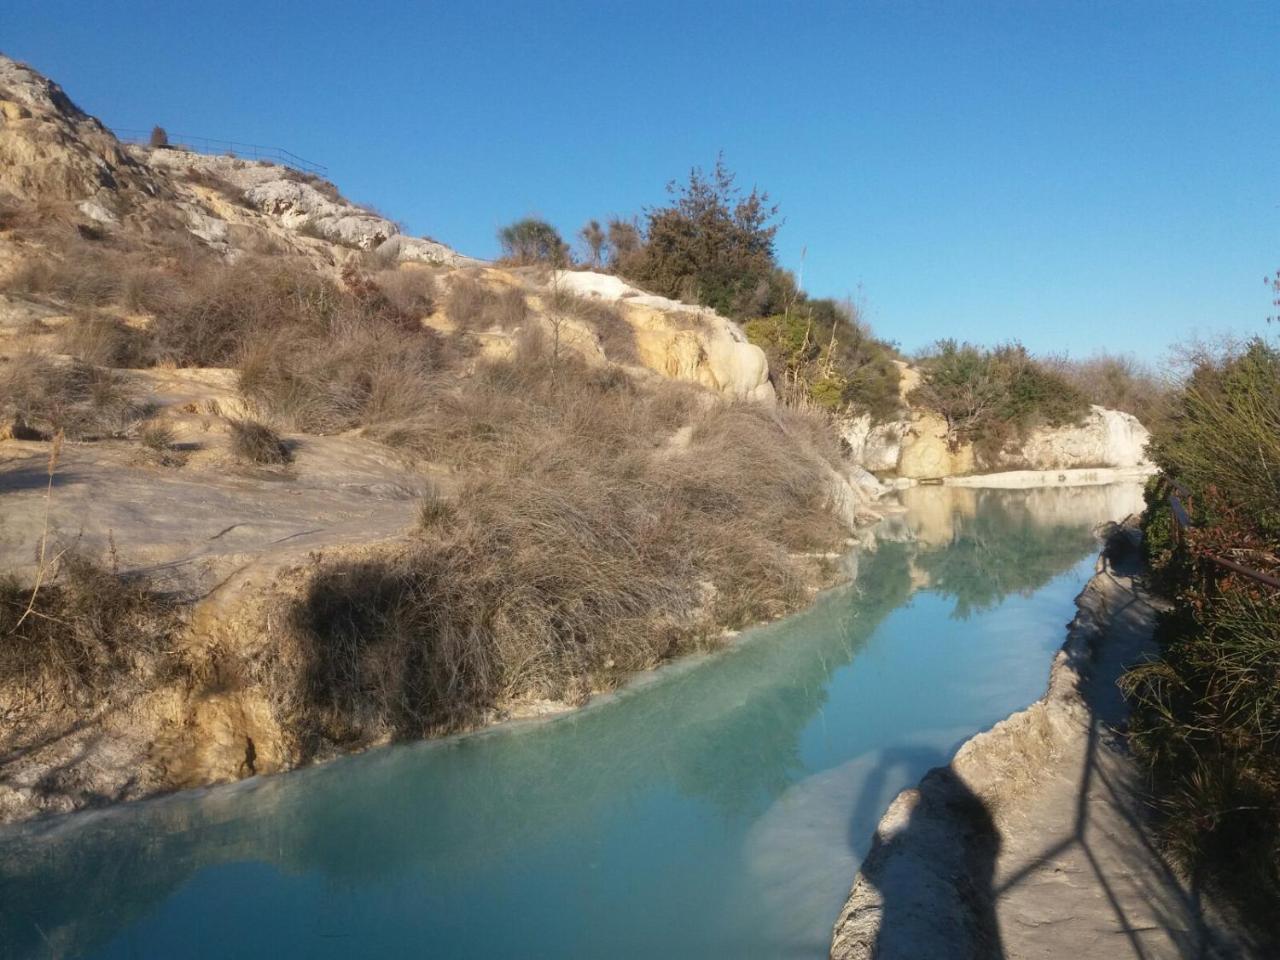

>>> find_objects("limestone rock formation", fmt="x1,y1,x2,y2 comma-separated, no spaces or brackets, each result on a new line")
1012,405,1151,470
556,270,775,403
841,402,1151,480
0,55,162,209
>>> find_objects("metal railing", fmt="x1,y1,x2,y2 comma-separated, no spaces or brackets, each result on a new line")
111,128,327,176
1167,479,1280,590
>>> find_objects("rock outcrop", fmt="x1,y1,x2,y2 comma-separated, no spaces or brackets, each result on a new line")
841,403,1152,481
1013,405,1151,470
0,55,162,209
555,269,776,403
142,147,472,266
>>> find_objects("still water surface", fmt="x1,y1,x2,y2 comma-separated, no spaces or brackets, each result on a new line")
0,483,1144,959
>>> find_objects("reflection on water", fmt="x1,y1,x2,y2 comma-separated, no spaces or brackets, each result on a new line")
0,484,1144,960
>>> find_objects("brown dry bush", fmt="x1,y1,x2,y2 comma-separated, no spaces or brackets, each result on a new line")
58,313,154,368
0,554,179,705
546,289,639,363
5,233,128,308
444,276,527,331
228,418,292,464
238,319,443,433
0,352,149,439
373,267,437,319
151,255,340,366
283,339,847,746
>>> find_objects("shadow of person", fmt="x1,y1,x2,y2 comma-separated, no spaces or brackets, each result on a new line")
832,761,1005,960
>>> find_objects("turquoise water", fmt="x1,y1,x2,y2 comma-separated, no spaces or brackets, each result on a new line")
0,484,1144,959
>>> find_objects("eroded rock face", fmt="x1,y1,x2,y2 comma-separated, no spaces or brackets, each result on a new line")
0,55,161,209
897,413,976,479
557,270,775,403
843,403,1151,480
1011,405,1151,470
143,147,473,266
841,414,908,473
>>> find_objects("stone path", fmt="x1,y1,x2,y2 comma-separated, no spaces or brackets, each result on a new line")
831,532,1261,959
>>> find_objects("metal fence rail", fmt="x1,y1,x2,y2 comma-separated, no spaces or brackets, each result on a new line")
111,127,328,176
1167,479,1280,590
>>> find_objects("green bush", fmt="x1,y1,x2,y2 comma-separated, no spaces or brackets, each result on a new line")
1123,334,1280,936
497,218,568,267
744,298,901,420
909,340,1088,459
621,155,782,320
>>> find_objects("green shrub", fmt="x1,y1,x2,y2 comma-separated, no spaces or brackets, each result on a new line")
621,155,782,320
909,340,1088,458
1123,334,1280,936
497,218,568,266
745,299,901,419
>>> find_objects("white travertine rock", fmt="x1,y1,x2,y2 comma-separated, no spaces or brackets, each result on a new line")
840,414,908,473
559,270,775,403
1015,405,1151,470
144,147,473,265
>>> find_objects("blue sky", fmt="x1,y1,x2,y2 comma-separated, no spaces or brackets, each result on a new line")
3,1,1277,357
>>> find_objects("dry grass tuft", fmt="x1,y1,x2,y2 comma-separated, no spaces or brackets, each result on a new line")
374,268,437,319
0,352,149,440
228,418,292,464
445,276,528,332
58,313,154,368
0,553,179,704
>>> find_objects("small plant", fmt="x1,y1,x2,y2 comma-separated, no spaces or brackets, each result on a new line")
228,418,292,465
497,218,568,266
416,485,455,529
578,219,606,267
140,420,175,452
149,125,169,148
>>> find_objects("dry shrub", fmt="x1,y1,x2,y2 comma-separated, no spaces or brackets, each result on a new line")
284,340,847,746
228,418,292,464
1046,352,1173,429
0,352,149,440
547,289,639,363
151,255,339,366
445,276,527,331
58,313,154,368
5,233,126,308
239,320,443,433
374,267,437,319
0,554,178,704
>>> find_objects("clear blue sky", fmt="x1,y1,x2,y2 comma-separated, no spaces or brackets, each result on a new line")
4,0,1277,357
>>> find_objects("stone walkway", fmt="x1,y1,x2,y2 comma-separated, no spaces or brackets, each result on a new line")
831,532,1261,959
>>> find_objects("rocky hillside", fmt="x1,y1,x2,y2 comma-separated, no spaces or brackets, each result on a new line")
0,53,882,824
